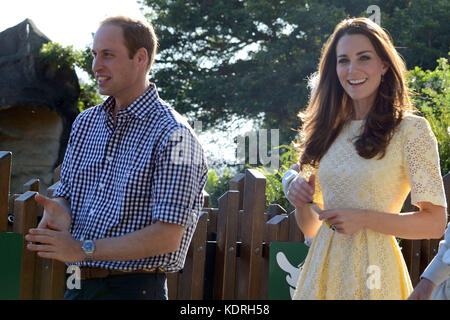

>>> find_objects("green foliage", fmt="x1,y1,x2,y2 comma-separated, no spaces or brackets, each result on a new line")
381,0,450,70
205,168,235,207
408,55,450,175
251,143,299,211
39,42,82,70
78,82,104,112
39,42,102,112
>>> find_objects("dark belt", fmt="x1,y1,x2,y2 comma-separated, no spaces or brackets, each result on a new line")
79,267,166,280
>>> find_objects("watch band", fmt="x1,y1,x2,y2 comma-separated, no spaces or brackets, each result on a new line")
82,240,95,262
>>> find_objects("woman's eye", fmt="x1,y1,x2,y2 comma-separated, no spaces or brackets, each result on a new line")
360,55,370,60
338,58,348,64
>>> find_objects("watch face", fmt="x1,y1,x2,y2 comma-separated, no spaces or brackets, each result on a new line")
83,240,94,252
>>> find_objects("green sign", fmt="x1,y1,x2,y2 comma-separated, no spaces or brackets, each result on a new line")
0,232,23,300
268,242,309,300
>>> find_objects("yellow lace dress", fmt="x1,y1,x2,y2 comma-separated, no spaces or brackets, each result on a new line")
292,114,447,300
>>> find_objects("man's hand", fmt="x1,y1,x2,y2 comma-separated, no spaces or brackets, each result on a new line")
25,227,84,263
35,193,71,231
408,278,436,300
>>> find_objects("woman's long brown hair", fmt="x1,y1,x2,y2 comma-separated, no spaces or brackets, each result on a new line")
298,18,414,170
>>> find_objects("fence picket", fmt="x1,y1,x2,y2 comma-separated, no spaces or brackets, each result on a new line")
13,191,38,299
177,211,208,299
0,151,11,233
213,190,239,299
237,169,266,300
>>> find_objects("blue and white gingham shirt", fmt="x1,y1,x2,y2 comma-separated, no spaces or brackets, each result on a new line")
54,84,208,272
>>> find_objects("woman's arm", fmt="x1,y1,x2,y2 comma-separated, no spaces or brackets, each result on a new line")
320,201,447,239
364,202,447,239
294,204,323,239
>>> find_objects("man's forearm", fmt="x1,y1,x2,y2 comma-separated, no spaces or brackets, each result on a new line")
90,221,185,262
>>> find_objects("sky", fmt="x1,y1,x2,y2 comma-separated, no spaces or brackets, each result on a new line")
0,0,148,50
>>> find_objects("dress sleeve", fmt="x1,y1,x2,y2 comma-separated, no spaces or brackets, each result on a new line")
402,116,447,208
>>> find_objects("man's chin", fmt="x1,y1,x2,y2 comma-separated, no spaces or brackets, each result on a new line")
98,87,112,96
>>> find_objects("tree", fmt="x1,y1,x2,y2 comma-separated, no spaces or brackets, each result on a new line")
408,55,450,175
141,0,449,146
39,42,102,112
381,0,450,70
142,0,349,144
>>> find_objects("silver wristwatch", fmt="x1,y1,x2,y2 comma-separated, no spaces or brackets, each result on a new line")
81,240,95,261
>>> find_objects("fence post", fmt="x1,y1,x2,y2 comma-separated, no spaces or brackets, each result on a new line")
237,169,266,300
261,213,289,299
23,179,40,193
166,272,179,300
287,210,304,243
0,151,12,233
13,191,39,299
213,190,240,299
177,211,208,299
229,173,245,210
34,181,67,300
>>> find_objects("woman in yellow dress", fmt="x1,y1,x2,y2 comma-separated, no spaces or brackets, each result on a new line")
285,17,447,299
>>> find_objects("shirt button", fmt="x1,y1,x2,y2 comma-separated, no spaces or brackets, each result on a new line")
89,209,95,215
106,156,113,162
99,183,105,190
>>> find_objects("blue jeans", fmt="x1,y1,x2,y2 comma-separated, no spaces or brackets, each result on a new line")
64,273,168,300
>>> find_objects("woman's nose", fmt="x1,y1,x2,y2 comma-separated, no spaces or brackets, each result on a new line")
348,61,356,73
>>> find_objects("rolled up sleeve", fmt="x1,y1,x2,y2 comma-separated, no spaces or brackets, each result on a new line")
151,127,207,227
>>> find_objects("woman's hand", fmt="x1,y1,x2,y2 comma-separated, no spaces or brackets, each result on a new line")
408,278,436,300
319,208,367,235
287,174,315,208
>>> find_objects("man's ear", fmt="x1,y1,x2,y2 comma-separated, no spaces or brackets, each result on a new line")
135,47,149,68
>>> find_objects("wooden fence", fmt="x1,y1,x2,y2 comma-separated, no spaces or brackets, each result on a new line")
0,150,449,299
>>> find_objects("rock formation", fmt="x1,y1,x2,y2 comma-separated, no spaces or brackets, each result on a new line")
0,19,80,194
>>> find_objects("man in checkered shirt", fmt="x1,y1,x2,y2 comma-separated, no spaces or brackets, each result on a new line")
25,16,208,300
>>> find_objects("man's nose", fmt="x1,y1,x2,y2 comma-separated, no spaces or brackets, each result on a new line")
92,56,102,73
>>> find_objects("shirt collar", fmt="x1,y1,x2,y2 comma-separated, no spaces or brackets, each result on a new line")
101,83,160,121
